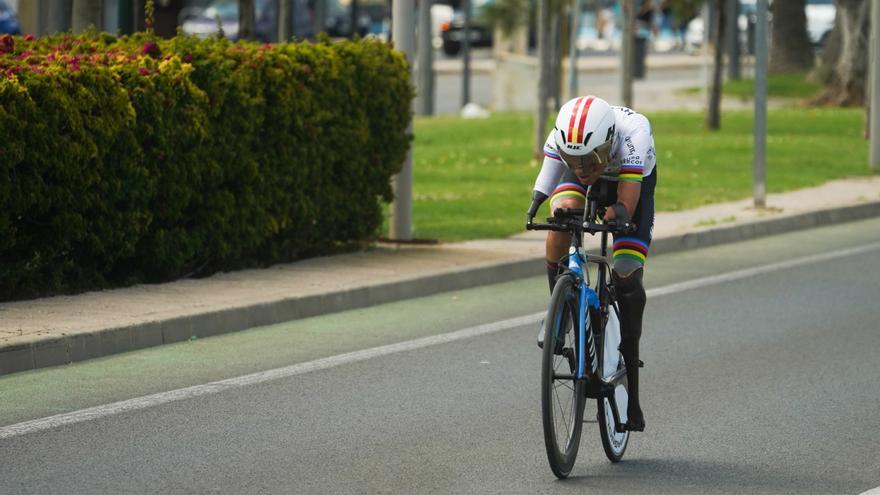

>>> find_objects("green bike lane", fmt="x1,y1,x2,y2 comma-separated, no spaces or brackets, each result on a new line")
2,216,880,428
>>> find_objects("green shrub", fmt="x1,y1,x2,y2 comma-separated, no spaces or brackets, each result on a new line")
0,32,413,300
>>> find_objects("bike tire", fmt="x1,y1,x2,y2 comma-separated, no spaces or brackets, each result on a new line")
596,306,630,462
541,275,587,479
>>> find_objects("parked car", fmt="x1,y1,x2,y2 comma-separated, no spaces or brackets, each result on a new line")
181,0,371,42
0,0,21,35
439,0,493,56
806,0,834,46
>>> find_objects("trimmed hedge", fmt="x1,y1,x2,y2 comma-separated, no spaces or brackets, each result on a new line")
0,33,413,301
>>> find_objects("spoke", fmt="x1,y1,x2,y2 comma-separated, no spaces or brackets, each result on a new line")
554,380,574,393
553,387,571,441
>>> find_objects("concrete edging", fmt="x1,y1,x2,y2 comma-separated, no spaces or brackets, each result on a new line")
2,200,879,375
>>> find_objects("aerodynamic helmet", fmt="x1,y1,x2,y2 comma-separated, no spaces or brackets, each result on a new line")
552,96,616,173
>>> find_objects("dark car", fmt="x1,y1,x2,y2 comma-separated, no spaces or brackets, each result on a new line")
0,0,22,35
439,0,493,56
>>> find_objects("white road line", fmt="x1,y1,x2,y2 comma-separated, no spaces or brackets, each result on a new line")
860,487,880,495
2,241,880,440
646,242,880,299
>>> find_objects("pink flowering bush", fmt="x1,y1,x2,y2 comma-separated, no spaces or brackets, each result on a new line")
0,32,412,300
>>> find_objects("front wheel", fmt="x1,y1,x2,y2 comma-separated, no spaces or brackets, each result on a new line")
541,275,586,479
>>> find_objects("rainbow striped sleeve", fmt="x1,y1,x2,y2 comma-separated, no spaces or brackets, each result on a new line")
544,145,563,162
550,182,587,205
619,159,643,182
613,237,650,265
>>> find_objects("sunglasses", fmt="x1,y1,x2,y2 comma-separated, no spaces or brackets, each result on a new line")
558,140,612,173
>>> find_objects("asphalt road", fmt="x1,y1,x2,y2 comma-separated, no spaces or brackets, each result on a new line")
2,218,880,494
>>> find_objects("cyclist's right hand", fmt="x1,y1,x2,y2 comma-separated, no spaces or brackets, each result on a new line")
526,191,549,229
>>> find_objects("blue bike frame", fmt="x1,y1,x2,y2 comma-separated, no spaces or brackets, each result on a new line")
566,245,601,381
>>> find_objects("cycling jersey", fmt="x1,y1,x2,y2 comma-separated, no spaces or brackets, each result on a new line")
534,106,656,196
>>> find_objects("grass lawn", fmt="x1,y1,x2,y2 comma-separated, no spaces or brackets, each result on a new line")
721,73,823,100
387,108,872,242
680,72,823,100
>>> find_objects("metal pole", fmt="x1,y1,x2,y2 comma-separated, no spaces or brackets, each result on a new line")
416,0,434,115
753,0,768,208
701,0,710,99
461,0,471,108
567,0,581,100
870,0,880,171
390,0,415,240
620,0,634,107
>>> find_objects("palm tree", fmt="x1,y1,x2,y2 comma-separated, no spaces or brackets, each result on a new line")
770,0,814,73
815,0,868,106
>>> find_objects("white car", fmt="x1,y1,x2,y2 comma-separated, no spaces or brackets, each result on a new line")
806,0,835,45
684,0,835,52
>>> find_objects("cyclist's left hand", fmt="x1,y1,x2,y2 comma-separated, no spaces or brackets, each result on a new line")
603,202,629,223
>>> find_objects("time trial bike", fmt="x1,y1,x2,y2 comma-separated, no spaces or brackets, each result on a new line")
527,197,639,479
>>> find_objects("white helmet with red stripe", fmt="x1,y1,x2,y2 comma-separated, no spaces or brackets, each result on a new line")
552,95,616,171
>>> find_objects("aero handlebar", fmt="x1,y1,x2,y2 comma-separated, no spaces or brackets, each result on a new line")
526,208,637,235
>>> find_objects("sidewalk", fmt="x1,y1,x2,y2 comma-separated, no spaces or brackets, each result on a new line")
431,51,712,74
2,177,880,375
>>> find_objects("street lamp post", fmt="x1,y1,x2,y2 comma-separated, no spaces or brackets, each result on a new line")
390,0,415,240
620,0,634,108
754,0,768,208
417,0,434,115
870,0,880,172
461,0,471,107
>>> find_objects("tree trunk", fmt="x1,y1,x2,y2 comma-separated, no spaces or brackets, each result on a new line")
48,0,73,32
769,0,814,73
814,0,869,106
239,0,256,40
534,0,551,160
707,0,725,130
549,6,562,109
71,0,102,33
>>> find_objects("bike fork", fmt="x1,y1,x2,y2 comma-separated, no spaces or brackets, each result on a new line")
576,282,598,380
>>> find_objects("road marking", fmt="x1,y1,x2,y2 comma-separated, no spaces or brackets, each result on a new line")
646,242,880,299
2,241,880,440
0,313,543,440
860,487,880,495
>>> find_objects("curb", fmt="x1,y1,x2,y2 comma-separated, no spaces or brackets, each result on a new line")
2,200,879,375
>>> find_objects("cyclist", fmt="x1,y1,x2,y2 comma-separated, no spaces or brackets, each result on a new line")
526,95,657,432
